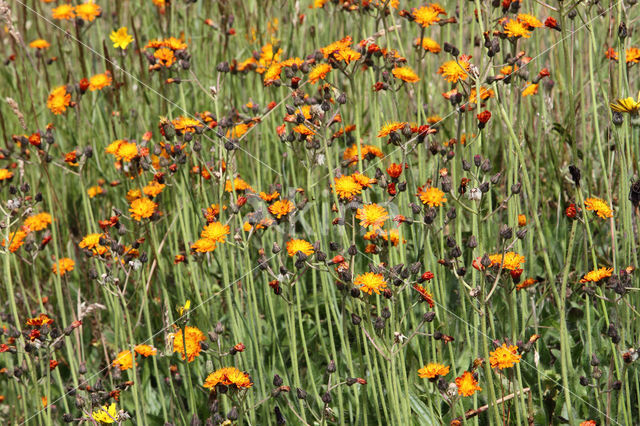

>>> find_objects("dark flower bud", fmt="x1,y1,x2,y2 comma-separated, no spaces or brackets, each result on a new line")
500,224,513,240
296,387,307,399
612,380,622,391
446,207,456,220
462,159,471,171
479,182,490,193
423,311,436,322
449,246,462,258
568,9,576,19
321,392,332,404
273,374,283,387
613,111,624,126
374,317,385,330
480,158,491,172
446,236,456,248
337,93,347,104
607,324,621,344
480,254,491,267
568,165,581,186
62,413,74,423
381,307,391,319
490,172,501,185
346,377,358,386
516,229,527,239
274,406,286,425
433,331,442,340
329,241,340,251
351,313,361,325
619,22,628,40
217,62,230,72
579,376,589,386
511,182,522,194
437,377,448,392
327,360,336,373
474,155,482,167
227,407,238,421
629,180,640,207
467,235,478,248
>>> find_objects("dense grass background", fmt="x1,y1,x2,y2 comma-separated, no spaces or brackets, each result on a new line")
1,0,640,424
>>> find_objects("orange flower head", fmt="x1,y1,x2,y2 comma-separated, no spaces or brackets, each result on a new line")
489,343,522,369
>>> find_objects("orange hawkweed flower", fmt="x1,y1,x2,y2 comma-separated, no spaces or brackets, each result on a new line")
522,82,539,97
46,86,71,115
52,4,75,20
418,363,450,379
154,47,176,67
354,272,387,295
268,199,295,219
355,203,389,228
78,233,108,256
488,252,525,271
52,258,75,276
413,284,435,307
414,37,441,53
134,344,157,357
286,239,314,257
204,367,253,390
333,175,363,200
438,58,470,83
24,212,52,232
26,314,54,326
504,19,531,38
580,267,613,283
200,222,230,244
88,72,112,91
418,187,447,207
392,66,420,83
2,230,28,252
308,63,332,84
112,350,135,371
489,343,522,369
412,4,444,28
75,1,101,21
0,168,14,181
455,371,481,396
29,39,50,49
129,197,157,221
584,197,613,219
377,121,406,138
172,326,205,362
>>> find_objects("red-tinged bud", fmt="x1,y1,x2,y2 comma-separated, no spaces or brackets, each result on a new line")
168,164,178,173
267,101,277,110
356,378,367,385
472,256,484,271
79,78,90,93
49,360,59,370
71,320,82,329
373,81,386,91
538,68,550,78
174,255,186,264
233,343,245,352
237,196,247,207
330,255,345,264
227,28,236,35
545,17,561,31
29,133,41,147
204,18,214,27
566,203,578,219
40,235,52,248
419,271,434,283
387,163,403,179
477,110,491,124
387,182,397,196
276,123,286,136
510,268,523,282
291,77,301,89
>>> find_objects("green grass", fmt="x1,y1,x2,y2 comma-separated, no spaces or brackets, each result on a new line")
1,0,639,424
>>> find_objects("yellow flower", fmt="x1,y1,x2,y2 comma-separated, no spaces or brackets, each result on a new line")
504,19,531,38
392,66,420,83
29,39,50,49
46,86,71,115
455,371,481,396
143,180,165,197
172,326,206,362
610,91,640,114
356,204,389,228
517,13,542,28
191,238,217,253
154,47,176,67
489,343,522,369
286,239,314,257
418,187,447,207
2,230,28,253
87,186,104,198
134,344,157,357
24,212,52,232
414,37,441,53
488,252,525,271
52,4,75,20
437,58,470,83
354,272,387,295
413,4,443,28
112,350,135,371
75,1,101,22
52,258,75,276
204,366,253,390
78,233,108,255
0,168,14,180
377,121,406,138
522,82,539,97
89,72,112,91
268,199,295,219
201,221,230,243
418,363,450,379
105,140,138,161
110,27,134,50
91,403,118,424
129,197,157,221
580,267,613,283
178,300,191,316
584,197,613,219
308,63,332,84
333,175,363,200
